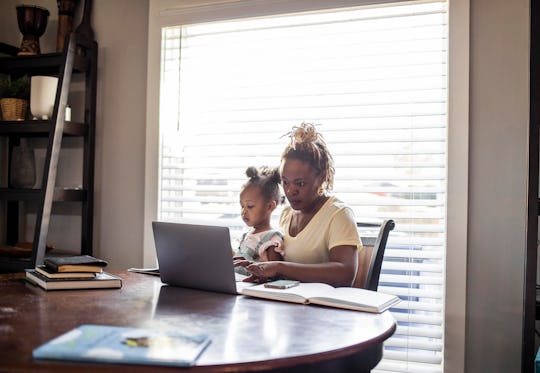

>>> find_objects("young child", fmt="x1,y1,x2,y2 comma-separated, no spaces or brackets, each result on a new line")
234,166,284,275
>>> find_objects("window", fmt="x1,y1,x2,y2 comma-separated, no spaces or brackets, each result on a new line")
153,1,451,372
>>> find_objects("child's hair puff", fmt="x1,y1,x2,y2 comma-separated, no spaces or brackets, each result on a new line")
243,166,282,204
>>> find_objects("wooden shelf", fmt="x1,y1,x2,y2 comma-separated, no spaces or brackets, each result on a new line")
0,188,86,202
0,33,97,271
0,121,87,136
0,50,89,75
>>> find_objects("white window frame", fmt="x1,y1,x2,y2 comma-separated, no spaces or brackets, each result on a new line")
144,1,469,372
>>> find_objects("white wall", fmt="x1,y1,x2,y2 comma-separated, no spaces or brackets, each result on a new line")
0,0,148,269
91,0,148,269
467,0,531,371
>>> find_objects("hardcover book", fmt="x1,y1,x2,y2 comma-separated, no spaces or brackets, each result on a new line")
44,255,108,273
25,270,122,291
35,265,96,279
240,282,401,313
32,324,211,367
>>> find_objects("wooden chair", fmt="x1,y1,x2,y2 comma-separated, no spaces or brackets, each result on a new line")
352,219,395,290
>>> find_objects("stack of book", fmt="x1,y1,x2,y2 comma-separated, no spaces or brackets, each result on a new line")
25,255,122,290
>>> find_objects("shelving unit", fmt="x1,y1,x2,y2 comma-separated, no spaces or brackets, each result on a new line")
0,32,97,272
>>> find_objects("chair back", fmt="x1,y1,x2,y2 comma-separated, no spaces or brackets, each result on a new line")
352,219,395,290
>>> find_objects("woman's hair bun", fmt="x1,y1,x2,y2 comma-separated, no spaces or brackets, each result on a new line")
281,121,335,192
291,122,319,145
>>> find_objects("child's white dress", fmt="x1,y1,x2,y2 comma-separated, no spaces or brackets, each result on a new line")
234,229,284,275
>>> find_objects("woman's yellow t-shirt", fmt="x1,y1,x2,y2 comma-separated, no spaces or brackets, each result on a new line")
279,196,362,264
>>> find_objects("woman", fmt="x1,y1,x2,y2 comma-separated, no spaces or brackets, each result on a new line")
236,122,361,287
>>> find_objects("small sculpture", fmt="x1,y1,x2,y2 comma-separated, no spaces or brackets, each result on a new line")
16,5,50,56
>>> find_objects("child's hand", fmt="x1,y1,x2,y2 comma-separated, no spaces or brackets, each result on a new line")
258,241,283,261
272,241,285,255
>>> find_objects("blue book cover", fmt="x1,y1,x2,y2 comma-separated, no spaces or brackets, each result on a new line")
536,346,540,373
33,324,211,367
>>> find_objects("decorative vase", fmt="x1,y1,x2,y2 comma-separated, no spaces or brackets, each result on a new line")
56,0,80,52
10,142,36,189
0,98,28,121
30,76,58,120
16,5,50,56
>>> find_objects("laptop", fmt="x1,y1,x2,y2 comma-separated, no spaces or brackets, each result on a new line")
152,221,253,295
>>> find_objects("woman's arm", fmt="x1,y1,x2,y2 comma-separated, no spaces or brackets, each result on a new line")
245,245,357,287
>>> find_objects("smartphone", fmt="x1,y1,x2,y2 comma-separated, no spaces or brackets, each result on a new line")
264,280,300,289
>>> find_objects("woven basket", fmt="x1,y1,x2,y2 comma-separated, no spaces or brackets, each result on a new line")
0,98,28,121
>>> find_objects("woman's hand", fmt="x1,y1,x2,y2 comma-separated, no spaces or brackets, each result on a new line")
245,261,280,282
233,256,251,274
233,257,262,283
233,257,281,282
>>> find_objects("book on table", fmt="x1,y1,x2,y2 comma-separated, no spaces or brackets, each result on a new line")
35,265,96,279
25,269,122,290
44,255,108,273
32,324,211,367
127,267,160,276
240,282,401,313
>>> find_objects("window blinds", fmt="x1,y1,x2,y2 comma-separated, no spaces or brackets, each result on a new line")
159,2,447,372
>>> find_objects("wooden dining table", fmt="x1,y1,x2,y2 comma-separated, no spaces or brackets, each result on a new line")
0,270,396,372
